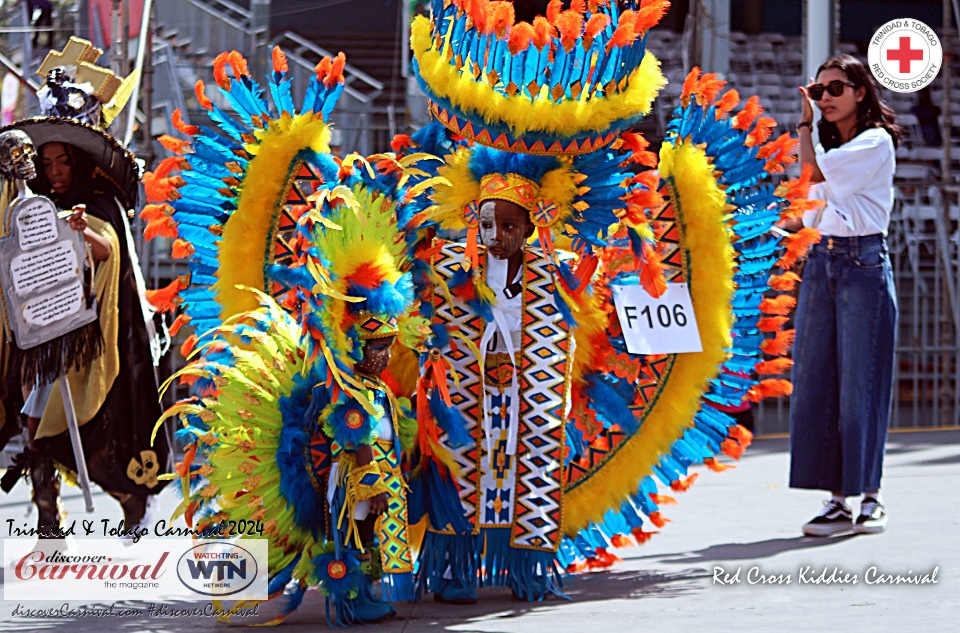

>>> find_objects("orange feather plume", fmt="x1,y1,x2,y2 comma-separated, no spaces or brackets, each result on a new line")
704,457,734,472
546,0,562,23
649,493,678,506
721,438,745,460
508,21,535,54
680,66,700,107
631,528,658,544
775,163,817,201
532,16,556,49
556,10,584,51
272,46,288,73
768,271,801,291
640,241,668,298
758,294,797,316
487,1,515,36
144,216,178,241
760,329,796,356
464,0,487,32
732,95,762,130
168,313,191,337
715,88,740,119
671,472,699,492
746,378,794,402
139,203,172,222
746,116,777,147
756,315,789,332
570,0,587,13
172,108,199,136
390,134,413,153
171,238,195,259
606,10,637,51
228,50,250,78
648,511,670,528
694,72,726,106
754,357,794,375
584,13,611,38
585,548,622,570
635,0,671,33
315,56,331,82
151,156,183,179
194,80,213,110
759,133,800,173
158,134,191,154
619,132,658,167
212,52,231,90
325,52,346,88
347,261,387,289
180,334,199,358
142,158,185,203
145,276,188,313
778,227,822,269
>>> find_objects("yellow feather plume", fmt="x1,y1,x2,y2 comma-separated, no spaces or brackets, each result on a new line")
411,16,666,139
562,140,735,537
216,112,331,319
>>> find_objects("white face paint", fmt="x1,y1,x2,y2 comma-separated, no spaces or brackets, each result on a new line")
479,201,499,254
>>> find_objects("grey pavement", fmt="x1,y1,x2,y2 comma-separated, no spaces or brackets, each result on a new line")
0,428,957,632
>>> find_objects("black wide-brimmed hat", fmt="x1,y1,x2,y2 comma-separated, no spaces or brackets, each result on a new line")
0,116,141,209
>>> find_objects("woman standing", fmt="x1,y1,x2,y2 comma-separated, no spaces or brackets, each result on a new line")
787,55,902,536
22,140,168,532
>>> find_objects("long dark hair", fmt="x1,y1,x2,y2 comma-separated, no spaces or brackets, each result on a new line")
815,55,903,150
30,142,95,207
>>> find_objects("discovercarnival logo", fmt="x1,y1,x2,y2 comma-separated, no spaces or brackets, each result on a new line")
176,542,259,597
3,538,268,601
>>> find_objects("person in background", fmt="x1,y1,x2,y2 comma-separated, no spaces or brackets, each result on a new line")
783,55,902,537
910,87,941,147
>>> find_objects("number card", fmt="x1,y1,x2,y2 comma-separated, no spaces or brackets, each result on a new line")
612,283,702,355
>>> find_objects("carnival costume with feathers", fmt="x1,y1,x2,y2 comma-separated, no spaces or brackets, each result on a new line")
400,0,819,599
145,48,442,625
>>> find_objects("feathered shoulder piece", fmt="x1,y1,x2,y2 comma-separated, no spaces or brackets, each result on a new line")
412,0,670,155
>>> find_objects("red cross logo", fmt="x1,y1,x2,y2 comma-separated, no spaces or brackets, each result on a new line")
887,36,924,74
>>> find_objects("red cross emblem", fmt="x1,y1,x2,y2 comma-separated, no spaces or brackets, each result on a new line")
887,36,923,74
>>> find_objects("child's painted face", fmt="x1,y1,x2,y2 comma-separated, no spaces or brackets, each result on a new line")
355,335,395,377
479,200,532,260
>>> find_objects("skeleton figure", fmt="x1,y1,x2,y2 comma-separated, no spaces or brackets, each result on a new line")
0,130,38,182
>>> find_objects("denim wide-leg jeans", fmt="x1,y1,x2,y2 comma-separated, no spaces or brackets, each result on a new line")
789,234,898,496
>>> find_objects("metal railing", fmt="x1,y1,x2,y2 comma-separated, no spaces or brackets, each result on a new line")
754,180,960,434
155,0,259,60
270,31,384,156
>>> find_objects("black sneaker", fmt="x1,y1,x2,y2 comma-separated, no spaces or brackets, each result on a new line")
802,499,853,536
854,498,887,534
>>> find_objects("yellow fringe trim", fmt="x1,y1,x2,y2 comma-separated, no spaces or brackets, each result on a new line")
412,16,666,139
562,140,734,537
216,112,331,319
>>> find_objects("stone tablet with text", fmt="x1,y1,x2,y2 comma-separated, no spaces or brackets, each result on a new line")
0,195,97,349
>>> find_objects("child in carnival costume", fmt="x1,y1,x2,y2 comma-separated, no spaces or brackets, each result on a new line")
144,47,436,625
404,0,817,602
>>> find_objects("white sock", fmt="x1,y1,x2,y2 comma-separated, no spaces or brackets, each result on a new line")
863,491,881,503
831,493,847,506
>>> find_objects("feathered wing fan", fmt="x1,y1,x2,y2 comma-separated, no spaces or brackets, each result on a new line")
142,46,347,344
155,291,328,623
554,68,808,570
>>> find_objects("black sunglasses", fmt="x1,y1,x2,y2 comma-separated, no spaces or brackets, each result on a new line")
806,80,857,101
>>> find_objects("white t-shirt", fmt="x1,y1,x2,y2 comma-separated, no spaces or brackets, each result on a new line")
803,128,896,237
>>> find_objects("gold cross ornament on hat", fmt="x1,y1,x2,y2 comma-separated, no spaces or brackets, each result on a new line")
37,36,121,103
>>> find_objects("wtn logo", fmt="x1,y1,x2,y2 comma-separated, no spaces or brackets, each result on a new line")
176,543,259,597
184,559,247,581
